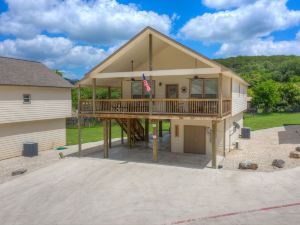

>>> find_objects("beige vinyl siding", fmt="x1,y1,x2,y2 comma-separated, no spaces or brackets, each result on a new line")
170,119,212,155
0,118,66,160
0,86,72,124
232,79,247,116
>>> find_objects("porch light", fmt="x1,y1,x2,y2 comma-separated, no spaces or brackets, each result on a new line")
194,75,199,79
131,78,135,81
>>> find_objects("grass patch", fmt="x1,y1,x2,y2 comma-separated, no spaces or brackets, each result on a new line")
67,120,171,145
244,112,300,131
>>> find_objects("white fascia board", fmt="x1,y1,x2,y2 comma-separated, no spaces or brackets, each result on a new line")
91,68,221,79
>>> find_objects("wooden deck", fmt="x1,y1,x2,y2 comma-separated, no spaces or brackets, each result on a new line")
79,98,231,117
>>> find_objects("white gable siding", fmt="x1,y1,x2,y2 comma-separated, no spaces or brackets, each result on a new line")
232,79,247,116
135,45,210,71
0,118,66,160
0,86,72,124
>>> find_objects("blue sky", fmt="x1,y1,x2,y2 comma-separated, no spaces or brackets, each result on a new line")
0,0,300,79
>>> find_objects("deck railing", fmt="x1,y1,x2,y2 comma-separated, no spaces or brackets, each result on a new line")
80,99,231,116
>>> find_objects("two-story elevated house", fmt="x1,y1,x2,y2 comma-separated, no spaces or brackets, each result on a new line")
0,57,73,160
77,27,248,168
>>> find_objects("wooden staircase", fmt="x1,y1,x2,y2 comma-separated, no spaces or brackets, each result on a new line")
116,119,145,143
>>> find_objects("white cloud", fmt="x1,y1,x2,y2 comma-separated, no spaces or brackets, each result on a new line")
0,35,108,70
0,0,172,45
216,32,300,57
180,0,300,43
202,0,257,9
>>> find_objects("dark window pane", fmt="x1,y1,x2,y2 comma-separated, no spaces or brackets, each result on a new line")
191,79,203,98
204,79,218,99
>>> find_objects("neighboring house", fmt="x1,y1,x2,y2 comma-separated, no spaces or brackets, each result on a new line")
0,56,73,160
77,27,248,168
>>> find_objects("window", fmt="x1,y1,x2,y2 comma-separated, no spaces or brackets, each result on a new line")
191,79,203,98
204,79,218,99
190,79,218,99
132,81,143,99
131,80,155,98
23,94,31,104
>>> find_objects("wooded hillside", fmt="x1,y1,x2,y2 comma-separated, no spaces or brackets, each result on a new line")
216,56,300,85
216,56,300,112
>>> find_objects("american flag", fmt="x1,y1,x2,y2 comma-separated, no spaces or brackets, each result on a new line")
142,74,151,93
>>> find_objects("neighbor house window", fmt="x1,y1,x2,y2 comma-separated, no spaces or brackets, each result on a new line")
23,94,31,104
190,79,218,99
131,80,155,98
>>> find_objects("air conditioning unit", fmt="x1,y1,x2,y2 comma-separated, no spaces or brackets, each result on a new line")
241,127,251,139
23,142,38,157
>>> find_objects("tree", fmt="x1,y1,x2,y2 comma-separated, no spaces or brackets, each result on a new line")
252,80,280,113
54,70,63,77
279,83,300,112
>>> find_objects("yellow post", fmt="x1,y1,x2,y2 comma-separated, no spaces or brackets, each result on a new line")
152,120,158,161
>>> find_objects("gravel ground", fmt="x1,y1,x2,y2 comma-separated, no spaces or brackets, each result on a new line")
222,125,300,172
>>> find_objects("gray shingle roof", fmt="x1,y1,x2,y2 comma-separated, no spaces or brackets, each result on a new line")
0,56,73,88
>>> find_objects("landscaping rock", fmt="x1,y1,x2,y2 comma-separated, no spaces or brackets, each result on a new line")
290,151,300,159
295,147,300,152
238,161,258,170
272,159,285,168
11,168,27,176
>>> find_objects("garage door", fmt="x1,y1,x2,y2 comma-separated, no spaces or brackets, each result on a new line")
184,126,206,154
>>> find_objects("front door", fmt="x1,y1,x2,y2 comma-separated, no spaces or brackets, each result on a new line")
184,126,206,154
166,84,178,113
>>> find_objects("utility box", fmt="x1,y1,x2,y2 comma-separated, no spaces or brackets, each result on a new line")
241,128,251,139
23,142,38,157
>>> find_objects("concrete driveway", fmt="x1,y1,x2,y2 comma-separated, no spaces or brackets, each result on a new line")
1,156,300,225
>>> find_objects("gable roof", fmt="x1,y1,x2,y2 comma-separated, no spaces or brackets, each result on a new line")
79,26,248,86
0,56,73,88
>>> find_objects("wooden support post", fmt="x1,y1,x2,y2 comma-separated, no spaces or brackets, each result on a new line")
77,85,82,157
121,126,124,144
223,119,226,157
211,120,217,169
218,73,223,118
152,120,158,161
159,120,163,137
127,119,132,148
108,87,112,148
92,78,96,113
109,119,112,148
103,119,109,158
145,119,149,142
